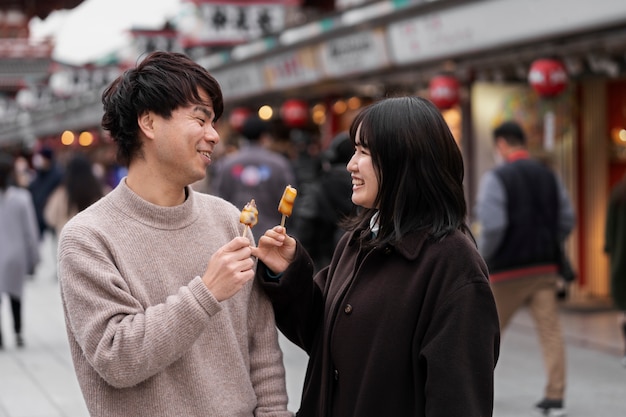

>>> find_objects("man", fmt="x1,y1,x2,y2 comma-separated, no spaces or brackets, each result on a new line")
57,51,291,417
475,121,575,417
212,114,296,236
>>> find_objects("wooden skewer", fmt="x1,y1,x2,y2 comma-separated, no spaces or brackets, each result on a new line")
280,214,286,228
242,224,249,237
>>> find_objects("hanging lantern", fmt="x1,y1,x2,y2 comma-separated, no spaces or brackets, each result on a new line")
428,75,460,110
229,107,251,132
528,58,568,97
280,99,309,127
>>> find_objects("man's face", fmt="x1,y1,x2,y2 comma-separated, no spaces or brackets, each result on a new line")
493,137,507,165
148,89,220,187
32,153,50,170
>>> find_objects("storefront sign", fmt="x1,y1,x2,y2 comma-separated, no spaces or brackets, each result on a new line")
213,63,267,100
388,0,626,65
264,48,322,89
177,0,292,46
318,29,389,77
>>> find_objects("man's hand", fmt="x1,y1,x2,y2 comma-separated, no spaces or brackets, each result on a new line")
202,237,254,301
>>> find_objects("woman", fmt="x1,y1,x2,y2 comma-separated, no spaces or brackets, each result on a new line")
251,96,501,417
604,173,626,366
44,153,105,236
0,152,40,348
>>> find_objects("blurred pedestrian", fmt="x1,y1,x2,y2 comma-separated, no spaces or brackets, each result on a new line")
0,152,40,349
252,96,500,417
212,114,296,236
44,153,105,237
475,120,575,417
57,51,291,416
28,146,63,239
604,172,626,366
293,131,354,271
13,155,34,188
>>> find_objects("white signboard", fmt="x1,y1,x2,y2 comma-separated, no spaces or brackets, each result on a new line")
318,29,390,77
177,1,287,46
213,63,267,100
264,48,322,89
388,0,626,65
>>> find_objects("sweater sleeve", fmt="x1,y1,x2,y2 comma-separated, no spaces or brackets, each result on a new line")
58,223,223,388
475,170,508,259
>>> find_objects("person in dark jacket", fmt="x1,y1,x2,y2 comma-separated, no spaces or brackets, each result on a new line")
28,146,63,239
604,173,626,366
475,121,575,417
211,114,296,236
251,96,501,417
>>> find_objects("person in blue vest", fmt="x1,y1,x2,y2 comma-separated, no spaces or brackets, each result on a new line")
475,120,575,417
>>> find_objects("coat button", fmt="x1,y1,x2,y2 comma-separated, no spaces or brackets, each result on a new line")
334,369,339,380
383,246,392,254
344,304,353,314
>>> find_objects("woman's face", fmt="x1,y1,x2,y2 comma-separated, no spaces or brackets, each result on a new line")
347,123,379,209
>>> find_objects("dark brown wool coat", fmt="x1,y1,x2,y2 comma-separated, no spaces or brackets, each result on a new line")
259,226,500,417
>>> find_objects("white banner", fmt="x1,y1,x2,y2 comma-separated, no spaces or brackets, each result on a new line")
177,1,288,46
213,63,267,100
318,29,390,77
388,0,626,65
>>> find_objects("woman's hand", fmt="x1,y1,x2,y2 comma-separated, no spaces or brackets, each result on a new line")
250,226,296,274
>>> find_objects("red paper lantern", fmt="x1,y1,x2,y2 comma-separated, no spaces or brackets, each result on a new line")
229,107,252,132
428,75,460,110
528,59,568,97
280,99,309,127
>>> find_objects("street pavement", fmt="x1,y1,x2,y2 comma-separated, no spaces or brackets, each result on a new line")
1,235,625,416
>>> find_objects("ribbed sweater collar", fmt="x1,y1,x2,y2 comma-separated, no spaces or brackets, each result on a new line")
109,178,198,230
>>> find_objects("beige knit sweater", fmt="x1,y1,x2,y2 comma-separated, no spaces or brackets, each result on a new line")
58,179,292,417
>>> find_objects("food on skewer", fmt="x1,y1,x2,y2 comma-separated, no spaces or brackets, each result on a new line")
278,185,297,227
240,199,258,236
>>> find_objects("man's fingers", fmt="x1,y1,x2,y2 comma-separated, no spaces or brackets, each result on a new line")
222,236,252,252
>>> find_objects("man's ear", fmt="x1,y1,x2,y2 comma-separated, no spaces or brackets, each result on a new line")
494,137,508,154
137,111,155,140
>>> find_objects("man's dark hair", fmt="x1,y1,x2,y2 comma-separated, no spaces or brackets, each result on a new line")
101,51,223,166
241,115,269,141
493,121,526,146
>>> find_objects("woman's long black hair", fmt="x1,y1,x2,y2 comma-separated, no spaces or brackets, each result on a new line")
63,154,104,215
343,96,471,247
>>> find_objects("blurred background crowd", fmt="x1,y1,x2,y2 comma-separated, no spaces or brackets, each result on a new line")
0,0,625,322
